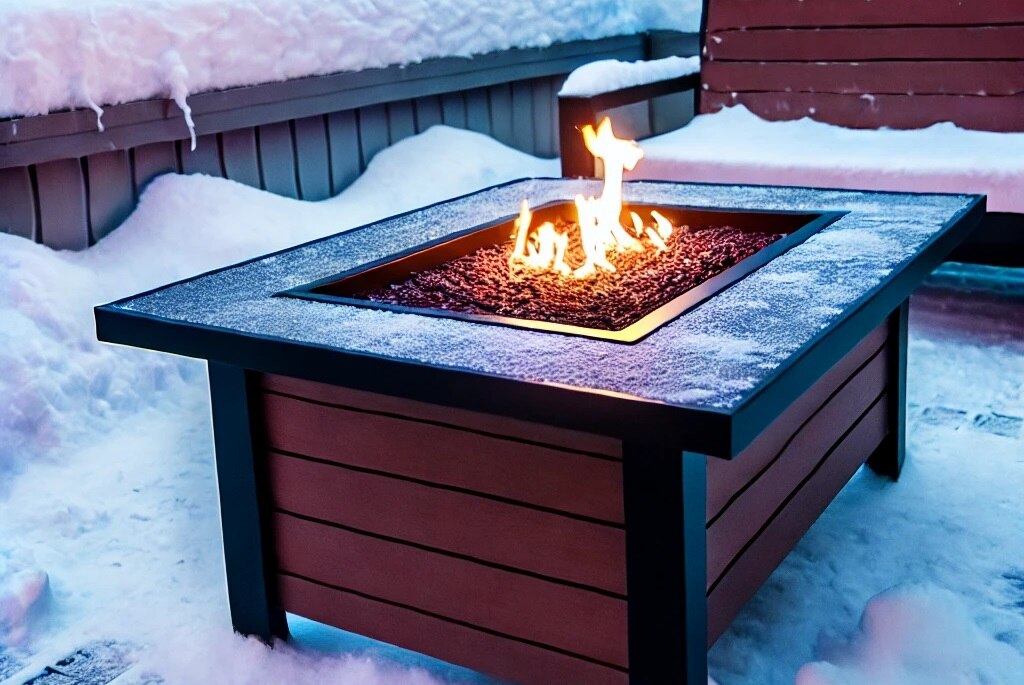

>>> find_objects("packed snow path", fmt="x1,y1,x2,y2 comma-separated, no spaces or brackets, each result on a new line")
0,127,1022,685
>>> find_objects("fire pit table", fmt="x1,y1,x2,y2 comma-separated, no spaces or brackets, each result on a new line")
95,178,982,685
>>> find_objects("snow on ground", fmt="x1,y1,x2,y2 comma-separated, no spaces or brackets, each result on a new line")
632,105,1024,213
1,125,1022,684
0,0,702,123
558,55,699,97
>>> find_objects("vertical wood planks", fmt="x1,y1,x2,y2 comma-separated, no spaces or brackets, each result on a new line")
293,116,331,201
531,77,554,157
180,134,224,178
414,96,444,131
488,84,514,146
220,128,262,189
0,166,37,240
440,93,467,129
387,101,417,144
85,150,134,243
357,104,390,169
327,110,361,195
257,121,299,198
132,141,178,197
464,88,491,136
511,81,536,153
35,158,89,250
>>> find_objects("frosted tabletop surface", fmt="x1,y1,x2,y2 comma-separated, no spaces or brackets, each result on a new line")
113,179,974,410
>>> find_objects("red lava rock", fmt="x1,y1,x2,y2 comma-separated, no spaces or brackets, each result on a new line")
359,224,782,331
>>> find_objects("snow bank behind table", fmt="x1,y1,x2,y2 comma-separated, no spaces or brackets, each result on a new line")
0,0,701,121
0,126,558,478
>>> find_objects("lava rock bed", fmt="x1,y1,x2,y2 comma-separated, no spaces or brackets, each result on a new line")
358,223,783,331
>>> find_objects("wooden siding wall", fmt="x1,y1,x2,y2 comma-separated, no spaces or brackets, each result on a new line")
702,0,1024,131
0,77,563,251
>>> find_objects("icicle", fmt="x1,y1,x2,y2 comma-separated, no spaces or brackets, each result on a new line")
73,76,105,132
162,50,197,152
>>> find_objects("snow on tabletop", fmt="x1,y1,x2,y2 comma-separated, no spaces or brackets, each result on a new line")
633,105,1024,213
0,0,701,123
111,178,974,413
1,125,1021,685
558,54,700,97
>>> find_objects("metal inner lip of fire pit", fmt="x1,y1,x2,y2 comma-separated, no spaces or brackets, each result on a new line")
278,202,844,343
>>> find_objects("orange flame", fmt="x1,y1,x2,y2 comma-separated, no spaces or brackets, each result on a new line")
509,117,672,279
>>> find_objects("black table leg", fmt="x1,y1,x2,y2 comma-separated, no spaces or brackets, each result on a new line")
868,299,909,480
208,362,289,643
623,444,708,684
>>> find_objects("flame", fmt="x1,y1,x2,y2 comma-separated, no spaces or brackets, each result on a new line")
509,117,673,279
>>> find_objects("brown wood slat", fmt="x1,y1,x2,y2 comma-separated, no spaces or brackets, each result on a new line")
267,452,627,594
707,347,887,587
273,513,627,665
326,110,361,194
35,158,89,250
261,374,622,457
293,115,331,201
279,574,628,685
257,121,299,197
701,92,1024,131
85,150,134,243
179,134,224,177
260,392,625,523
706,322,887,522
0,166,37,240
708,26,1024,62
131,141,178,196
706,0,1024,30
219,128,262,188
707,395,888,644
704,61,1024,97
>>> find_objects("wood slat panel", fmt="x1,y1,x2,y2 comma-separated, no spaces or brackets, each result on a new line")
707,394,888,644
489,84,515,145
386,100,417,144
706,0,1024,30
512,80,536,152
532,77,555,157
708,26,1024,62
132,141,178,196
267,452,627,594
704,61,1024,97
85,150,134,243
220,128,262,188
598,102,652,142
260,374,622,457
35,158,89,250
260,391,624,522
706,323,887,521
326,110,361,194
293,116,331,201
440,92,468,128
357,104,390,168
257,121,299,197
702,92,1024,132
279,575,628,685
179,134,223,177
413,96,444,131
464,88,492,135
273,513,628,665
707,348,887,586
0,166,37,240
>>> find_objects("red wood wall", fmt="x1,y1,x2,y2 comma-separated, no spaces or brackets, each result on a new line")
702,0,1024,131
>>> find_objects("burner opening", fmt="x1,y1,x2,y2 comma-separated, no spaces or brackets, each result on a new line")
280,202,842,343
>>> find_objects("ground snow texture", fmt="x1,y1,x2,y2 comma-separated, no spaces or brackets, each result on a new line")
0,0,701,121
1,126,1022,685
